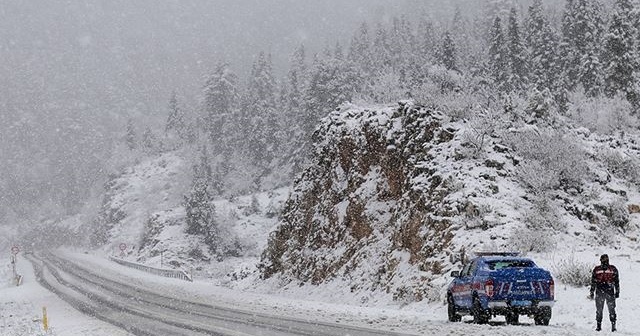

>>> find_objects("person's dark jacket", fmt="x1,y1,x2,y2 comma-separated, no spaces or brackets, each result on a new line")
590,264,620,298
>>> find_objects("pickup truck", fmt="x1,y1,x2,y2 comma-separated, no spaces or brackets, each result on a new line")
446,252,554,325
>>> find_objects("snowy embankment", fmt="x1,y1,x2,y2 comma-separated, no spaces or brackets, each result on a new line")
2,248,639,335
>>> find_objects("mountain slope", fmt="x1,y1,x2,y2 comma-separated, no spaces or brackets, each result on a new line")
258,101,640,303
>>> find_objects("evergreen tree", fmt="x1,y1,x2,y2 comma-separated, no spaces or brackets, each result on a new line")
561,0,604,96
303,52,359,139
348,22,374,76
489,16,509,92
603,0,639,107
450,6,468,71
165,91,189,145
141,127,157,154
506,7,528,92
184,146,218,249
388,15,414,71
202,62,239,150
125,118,137,150
416,18,437,64
372,23,392,70
284,44,307,123
438,31,458,72
243,51,279,171
526,0,561,94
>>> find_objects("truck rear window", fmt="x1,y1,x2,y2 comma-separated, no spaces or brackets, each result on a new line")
487,260,535,270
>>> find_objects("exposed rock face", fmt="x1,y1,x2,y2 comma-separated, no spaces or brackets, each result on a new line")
260,102,464,301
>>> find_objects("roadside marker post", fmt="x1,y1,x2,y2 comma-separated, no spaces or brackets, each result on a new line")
42,306,48,331
10,245,21,286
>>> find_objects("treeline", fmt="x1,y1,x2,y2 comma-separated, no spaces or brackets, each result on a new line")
118,0,640,255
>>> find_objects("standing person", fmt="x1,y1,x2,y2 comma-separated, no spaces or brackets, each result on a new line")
589,254,620,332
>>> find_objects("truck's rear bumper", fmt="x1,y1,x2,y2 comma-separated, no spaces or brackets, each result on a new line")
488,300,554,310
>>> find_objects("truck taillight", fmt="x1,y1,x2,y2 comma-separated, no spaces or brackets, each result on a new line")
549,278,555,299
485,278,494,298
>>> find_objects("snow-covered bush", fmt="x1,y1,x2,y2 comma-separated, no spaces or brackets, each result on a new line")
567,90,637,136
552,255,592,287
506,127,589,193
524,196,565,231
516,160,559,196
507,226,556,253
599,148,640,185
361,69,406,104
524,87,555,121
595,200,630,231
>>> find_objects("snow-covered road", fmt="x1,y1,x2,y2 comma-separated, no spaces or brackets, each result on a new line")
27,251,422,336
2,249,638,335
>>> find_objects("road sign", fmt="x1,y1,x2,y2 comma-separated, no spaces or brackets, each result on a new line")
119,243,127,251
11,246,20,255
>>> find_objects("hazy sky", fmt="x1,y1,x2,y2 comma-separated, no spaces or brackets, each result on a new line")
0,0,568,222
0,0,428,119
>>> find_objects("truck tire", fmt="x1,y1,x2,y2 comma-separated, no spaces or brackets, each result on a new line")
472,297,489,324
534,307,551,326
447,294,461,322
505,312,519,325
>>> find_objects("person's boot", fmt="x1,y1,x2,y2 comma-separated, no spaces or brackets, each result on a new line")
596,322,602,331
612,321,616,332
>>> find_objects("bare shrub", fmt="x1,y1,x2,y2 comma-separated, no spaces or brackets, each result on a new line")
594,199,630,231
461,108,509,158
507,227,555,253
506,128,588,193
552,255,592,287
525,195,565,231
600,148,640,185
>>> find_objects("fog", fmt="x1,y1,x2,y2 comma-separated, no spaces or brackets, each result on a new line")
0,0,566,224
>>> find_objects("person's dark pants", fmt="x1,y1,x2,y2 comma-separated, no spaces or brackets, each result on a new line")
595,292,616,323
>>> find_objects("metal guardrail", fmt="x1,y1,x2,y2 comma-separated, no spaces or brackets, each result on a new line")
109,256,193,282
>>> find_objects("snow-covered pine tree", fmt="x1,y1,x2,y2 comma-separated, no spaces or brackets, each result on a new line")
526,0,564,107
125,118,137,150
450,6,470,72
506,7,528,92
438,31,458,72
141,127,157,154
561,0,580,89
202,62,239,152
372,23,392,70
578,0,605,97
165,91,189,147
348,22,374,78
603,0,639,107
489,16,509,92
243,51,279,173
416,18,437,65
285,44,307,117
184,146,219,251
302,49,360,141
561,0,604,96
388,15,414,72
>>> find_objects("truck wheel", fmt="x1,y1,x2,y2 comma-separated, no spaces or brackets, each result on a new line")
447,295,461,322
472,297,489,324
505,312,519,325
534,307,551,326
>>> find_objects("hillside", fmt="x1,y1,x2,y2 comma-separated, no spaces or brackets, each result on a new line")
257,100,640,303
71,100,640,306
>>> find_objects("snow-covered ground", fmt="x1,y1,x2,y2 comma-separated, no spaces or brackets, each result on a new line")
0,253,132,336
1,248,638,335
